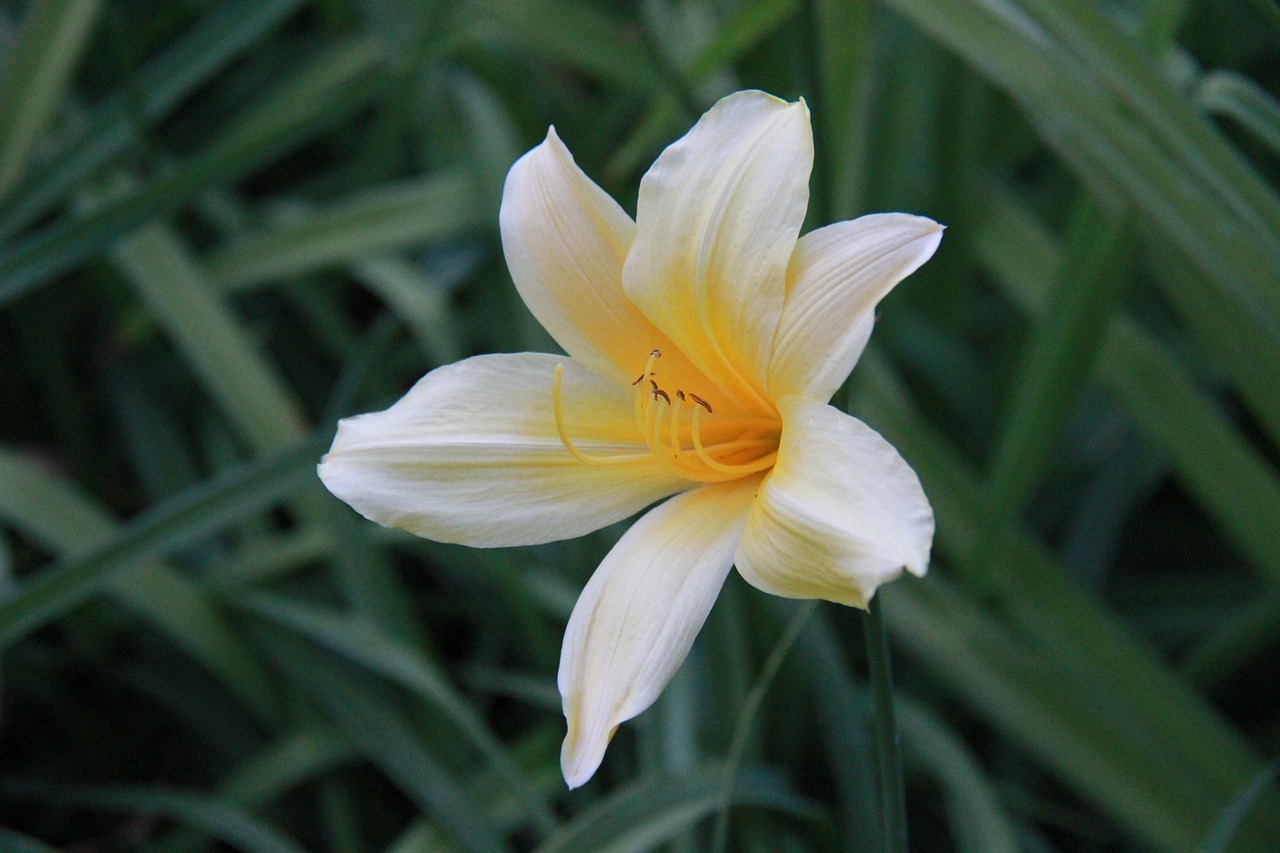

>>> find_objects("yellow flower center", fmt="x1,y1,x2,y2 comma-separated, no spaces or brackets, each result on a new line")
552,350,781,483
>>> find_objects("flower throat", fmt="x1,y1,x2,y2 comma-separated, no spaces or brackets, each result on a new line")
552,350,780,483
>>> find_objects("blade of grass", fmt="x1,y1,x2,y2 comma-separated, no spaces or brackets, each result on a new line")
1197,70,1280,157
0,437,324,650
857,354,1280,849
0,36,385,304
0,446,280,723
534,768,817,853
0,0,304,238
711,600,816,853
971,192,1280,590
0,0,101,201
467,0,664,93
880,578,1208,853
256,628,513,853
805,0,873,219
153,724,360,853
234,591,559,836
349,255,465,367
0,783,308,853
1202,759,1280,853
790,605,879,853
206,172,483,292
109,211,308,450
966,195,1133,592
897,698,1019,853
880,0,1280,354
0,830,62,853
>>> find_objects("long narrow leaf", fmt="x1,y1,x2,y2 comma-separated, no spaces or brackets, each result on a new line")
0,438,324,650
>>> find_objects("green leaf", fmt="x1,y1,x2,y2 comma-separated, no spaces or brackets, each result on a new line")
467,0,664,92
0,0,102,201
0,438,324,650
0,446,280,723
206,172,483,292
534,768,817,853
109,212,308,450
235,591,558,835
897,698,1019,853
0,37,384,304
257,628,513,853
0,783,308,853
0,0,304,237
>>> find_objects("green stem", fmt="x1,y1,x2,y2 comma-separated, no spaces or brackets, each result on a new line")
863,594,907,853
711,600,817,853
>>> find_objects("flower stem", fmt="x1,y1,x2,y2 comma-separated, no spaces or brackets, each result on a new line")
863,594,907,853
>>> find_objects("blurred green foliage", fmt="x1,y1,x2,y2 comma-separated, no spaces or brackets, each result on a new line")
0,0,1278,850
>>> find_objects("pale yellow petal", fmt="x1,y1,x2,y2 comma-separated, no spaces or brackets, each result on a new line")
501,128,683,379
318,354,688,547
558,476,762,788
769,214,943,402
623,91,813,414
735,397,932,609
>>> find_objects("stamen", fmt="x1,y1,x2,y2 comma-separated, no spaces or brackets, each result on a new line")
633,350,662,438
668,394,683,459
552,364,649,466
650,389,667,455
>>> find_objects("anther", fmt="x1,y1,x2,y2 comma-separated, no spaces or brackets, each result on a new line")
653,388,670,405
690,393,713,413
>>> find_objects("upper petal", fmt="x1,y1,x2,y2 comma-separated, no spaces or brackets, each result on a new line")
768,214,943,402
501,128,676,379
734,396,933,609
623,91,813,414
319,353,688,547
558,475,761,788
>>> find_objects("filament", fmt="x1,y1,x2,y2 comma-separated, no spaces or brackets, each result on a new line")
552,364,649,466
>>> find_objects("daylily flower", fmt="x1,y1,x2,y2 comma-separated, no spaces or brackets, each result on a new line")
319,90,941,789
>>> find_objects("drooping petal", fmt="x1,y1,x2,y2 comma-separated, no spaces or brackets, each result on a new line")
558,476,761,788
319,353,688,547
735,396,933,609
623,90,813,415
500,128,679,379
768,214,943,402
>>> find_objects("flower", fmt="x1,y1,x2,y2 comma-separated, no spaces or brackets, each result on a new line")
318,90,942,788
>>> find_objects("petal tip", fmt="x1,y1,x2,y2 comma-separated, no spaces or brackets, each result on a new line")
560,709,612,789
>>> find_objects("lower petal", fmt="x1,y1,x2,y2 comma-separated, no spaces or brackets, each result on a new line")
734,396,933,609
319,353,687,547
558,476,761,788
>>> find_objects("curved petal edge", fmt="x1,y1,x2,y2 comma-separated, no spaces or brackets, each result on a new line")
734,396,933,609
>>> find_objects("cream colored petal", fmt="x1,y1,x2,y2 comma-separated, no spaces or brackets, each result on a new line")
318,353,688,547
558,475,761,788
501,128,683,380
623,91,813,414
735,397,932,609
769,214,943,402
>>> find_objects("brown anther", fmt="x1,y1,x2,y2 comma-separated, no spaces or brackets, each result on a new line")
690,393,713,413
675,390,686,402
652,388,670,405
651,349,662,357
